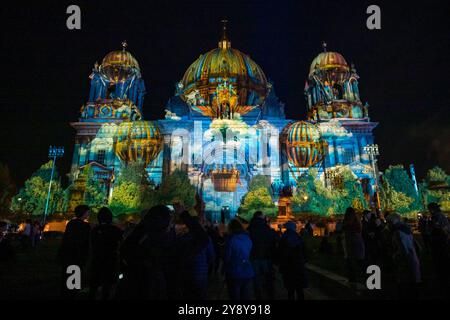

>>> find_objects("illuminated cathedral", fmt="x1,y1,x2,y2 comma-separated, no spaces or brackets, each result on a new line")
69,24,378,219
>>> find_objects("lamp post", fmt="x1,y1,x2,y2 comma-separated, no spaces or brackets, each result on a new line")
363,144,380,210
43,146,64,225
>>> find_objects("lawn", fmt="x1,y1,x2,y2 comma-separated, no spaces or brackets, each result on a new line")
0,234,62,299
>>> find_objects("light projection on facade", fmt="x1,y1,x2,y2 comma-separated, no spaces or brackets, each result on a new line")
115,121,163,166
69,23,379,218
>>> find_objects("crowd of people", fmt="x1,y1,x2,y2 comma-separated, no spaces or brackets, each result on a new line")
1,201,449,300
338,203,450,299
56,204,309,300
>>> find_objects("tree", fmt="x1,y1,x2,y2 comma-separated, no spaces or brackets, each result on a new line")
11,161,64,215
83,166,107,210
238,175,276,220
292,168,367,216
381,180,414,213
241,187,275,210
423,166,450,211
110,162,157,215
292,169,332,215
156,169,196,208
248,175,272,193
426,166,447,184
382,165,422,213
0,163,15,214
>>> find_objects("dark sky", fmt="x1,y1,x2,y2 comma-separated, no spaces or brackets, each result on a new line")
1,0,449,187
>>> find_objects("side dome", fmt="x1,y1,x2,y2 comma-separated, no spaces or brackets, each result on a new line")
178,26,269,112
282,121,327,168
309,51,349,76
114,121,162,166
100,42,140,84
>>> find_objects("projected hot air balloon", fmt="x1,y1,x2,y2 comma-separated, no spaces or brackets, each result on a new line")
210,167,241,192
115,121,163,166
282,121,327,168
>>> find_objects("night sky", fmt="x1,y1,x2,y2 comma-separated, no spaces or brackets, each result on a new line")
1,0,449,187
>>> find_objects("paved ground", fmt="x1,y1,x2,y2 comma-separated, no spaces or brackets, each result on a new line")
207,266,331,300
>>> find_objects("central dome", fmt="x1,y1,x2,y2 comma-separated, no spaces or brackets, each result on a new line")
179,26,269,109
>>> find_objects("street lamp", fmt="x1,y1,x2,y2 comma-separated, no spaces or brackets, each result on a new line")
43,146,64,225
363,144,380,210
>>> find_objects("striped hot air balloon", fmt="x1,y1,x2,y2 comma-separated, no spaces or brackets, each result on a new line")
282,121,327,168
114,121,163,166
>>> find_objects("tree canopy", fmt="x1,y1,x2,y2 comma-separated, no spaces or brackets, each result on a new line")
156,169,196,208
110,162,157,215
11,161,64,215
422,166,449,211
381,165,422,213
292,168,367,216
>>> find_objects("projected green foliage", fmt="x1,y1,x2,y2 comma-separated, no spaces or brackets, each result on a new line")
110,162,157,215
291,168,367,216
157,169,196,208
248,175,272,193
241,187,275,213
238,175,276,220
83,166,107,210
11,161,65,215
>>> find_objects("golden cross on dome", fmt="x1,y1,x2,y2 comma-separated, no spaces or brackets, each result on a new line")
219,19,231,49
122,40,128,51
221,19,228,40
322,41,327,52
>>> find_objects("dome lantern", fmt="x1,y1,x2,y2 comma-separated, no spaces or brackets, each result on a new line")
218,19,231,50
